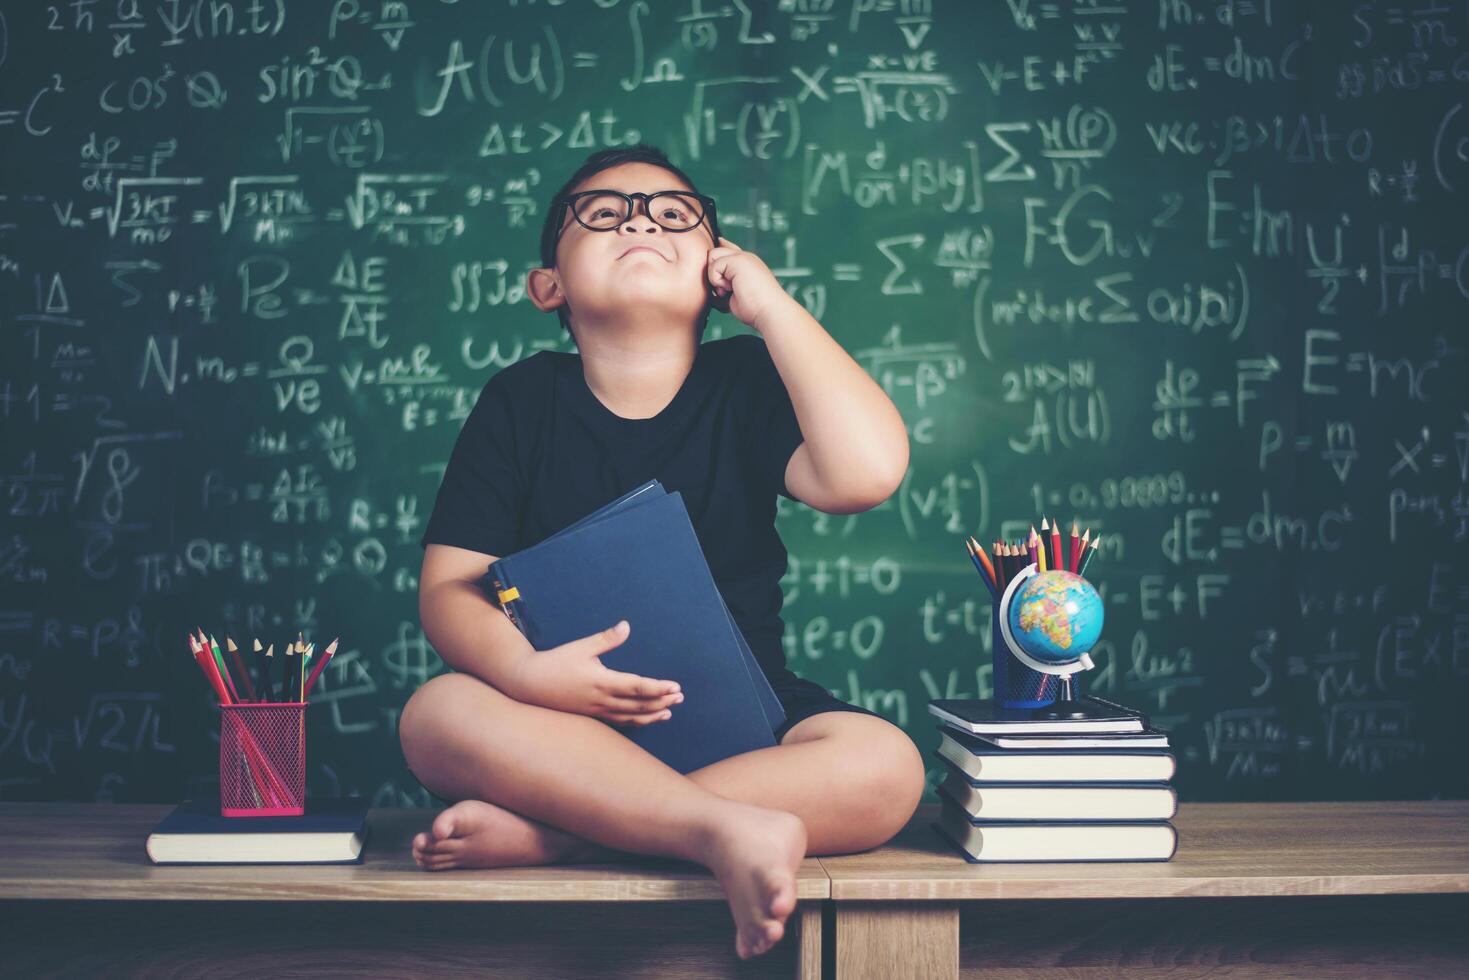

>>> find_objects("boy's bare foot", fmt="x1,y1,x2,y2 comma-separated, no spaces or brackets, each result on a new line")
414,798,807,960
411,799,620,870
702,803,807,960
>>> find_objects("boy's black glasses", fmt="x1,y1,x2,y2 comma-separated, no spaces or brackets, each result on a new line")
553,190,719,244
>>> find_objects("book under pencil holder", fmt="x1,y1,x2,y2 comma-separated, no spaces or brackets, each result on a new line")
219,703,305,817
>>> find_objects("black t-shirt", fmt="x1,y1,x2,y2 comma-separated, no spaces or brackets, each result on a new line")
420,333,806,687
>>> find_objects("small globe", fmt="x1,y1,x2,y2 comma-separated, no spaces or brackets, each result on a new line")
1005,570,1104,665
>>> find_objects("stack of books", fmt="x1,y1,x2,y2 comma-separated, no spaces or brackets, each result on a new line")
927,695,1178,862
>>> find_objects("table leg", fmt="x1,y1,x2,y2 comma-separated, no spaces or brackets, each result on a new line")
795,902,823,980
834,901,958,980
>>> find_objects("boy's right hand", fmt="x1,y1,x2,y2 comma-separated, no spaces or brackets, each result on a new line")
505,620,683,727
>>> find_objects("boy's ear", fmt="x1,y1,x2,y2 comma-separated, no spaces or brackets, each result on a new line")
526,267,567,313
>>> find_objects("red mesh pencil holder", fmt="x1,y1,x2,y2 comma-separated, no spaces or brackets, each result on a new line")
219,703,305,817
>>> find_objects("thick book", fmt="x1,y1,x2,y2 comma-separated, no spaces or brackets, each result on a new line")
485,483,780,774
937,763,1178,822
961,725,1172,750
145,797,369,864
935,797,1178,863
927,695,1145,734
937,726,1176,783
512,480,783,731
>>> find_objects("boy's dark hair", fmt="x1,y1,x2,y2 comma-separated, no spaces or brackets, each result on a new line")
538,144,714,341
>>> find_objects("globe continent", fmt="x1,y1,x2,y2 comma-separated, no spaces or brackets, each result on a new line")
1006,569,1104,665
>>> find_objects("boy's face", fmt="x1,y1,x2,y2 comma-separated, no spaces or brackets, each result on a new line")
533,162,717,336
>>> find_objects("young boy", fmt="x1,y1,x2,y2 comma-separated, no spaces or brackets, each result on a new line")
400,145,923,961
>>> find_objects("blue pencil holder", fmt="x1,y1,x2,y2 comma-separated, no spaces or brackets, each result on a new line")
991,601,1055,710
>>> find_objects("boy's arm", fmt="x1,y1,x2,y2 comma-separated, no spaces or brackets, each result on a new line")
755,295,909,513
419,543,535,693
707,236,909,514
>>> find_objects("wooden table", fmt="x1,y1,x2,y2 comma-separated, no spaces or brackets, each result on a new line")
821,800,1469,979
0,803,828,979
2,801,1467,978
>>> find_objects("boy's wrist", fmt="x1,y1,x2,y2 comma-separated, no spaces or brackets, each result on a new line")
750,291,804,334
497,644,537,701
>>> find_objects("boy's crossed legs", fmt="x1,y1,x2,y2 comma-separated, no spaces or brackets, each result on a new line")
398,672,926,960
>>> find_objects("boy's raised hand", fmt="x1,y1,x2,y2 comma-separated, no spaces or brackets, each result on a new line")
505,619,684,728
706,237,790,329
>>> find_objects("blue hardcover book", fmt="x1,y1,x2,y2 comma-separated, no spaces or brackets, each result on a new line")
145,796,370,864
527,480,783,732
485,487,780,773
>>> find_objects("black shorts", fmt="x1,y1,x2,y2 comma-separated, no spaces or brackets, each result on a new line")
770,675,882,743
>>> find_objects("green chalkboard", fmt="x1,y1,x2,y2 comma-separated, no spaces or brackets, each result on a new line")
1,2,1465,809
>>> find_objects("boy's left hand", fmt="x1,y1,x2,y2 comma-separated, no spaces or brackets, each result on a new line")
706,237,790,330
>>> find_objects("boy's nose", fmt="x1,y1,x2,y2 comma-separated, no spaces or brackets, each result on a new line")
620,196,662,232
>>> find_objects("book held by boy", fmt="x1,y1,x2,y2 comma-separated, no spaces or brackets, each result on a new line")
145,796,369,864
484,480,782,774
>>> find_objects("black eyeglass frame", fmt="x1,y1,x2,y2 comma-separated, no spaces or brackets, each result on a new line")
552,189,721,249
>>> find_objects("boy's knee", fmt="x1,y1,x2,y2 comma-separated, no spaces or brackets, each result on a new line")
880,729,926,822
849,725,925,846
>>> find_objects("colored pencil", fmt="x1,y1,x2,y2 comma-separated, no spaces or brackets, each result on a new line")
964,539,997,599
1049,518,1062,572
296,634,308,702
303,637,338,699
971,536,997,587
188,635,231,704
966,536,998,593
209,634,240,704
1069,522,1081,572
263,643,277,701
1078,533,1100,577
300,643,312,701
282,640,296,703
278,641,291,703
251,639,266,702
225,637,257,703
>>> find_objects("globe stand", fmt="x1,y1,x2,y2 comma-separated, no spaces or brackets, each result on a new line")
996,562,1097,714
1034,673,1091,720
